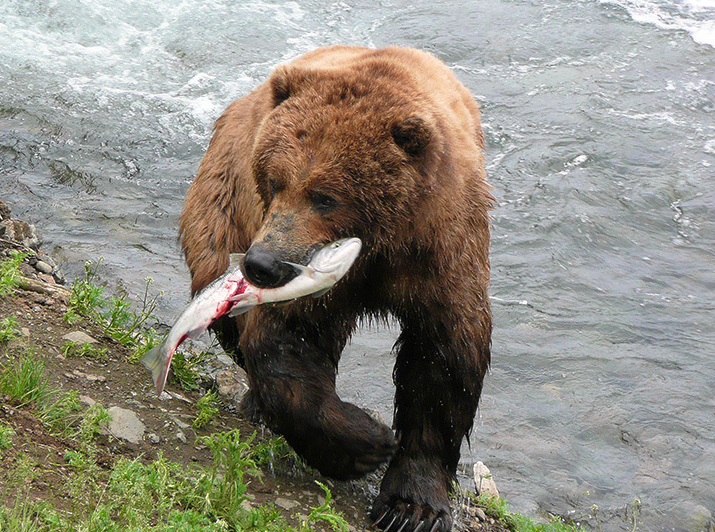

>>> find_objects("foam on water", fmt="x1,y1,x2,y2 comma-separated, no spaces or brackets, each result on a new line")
601,0,715,47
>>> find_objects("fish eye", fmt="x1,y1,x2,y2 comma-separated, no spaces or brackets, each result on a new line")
310,190,338,214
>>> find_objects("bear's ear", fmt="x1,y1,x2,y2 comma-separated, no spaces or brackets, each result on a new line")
270,67,292,107
391,116,431,157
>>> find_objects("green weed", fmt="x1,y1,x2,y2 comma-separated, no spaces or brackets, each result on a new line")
61,340,109,362
193,390,220,429
64,258,105,324
301,481,349,532
170,347,211,392
63,259,163,360
0,251,25,296
0,421,14,451
0,315,19,343
253,434,306,474
77,403,111,443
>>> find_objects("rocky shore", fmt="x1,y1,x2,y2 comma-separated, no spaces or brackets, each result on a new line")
0,198,507,532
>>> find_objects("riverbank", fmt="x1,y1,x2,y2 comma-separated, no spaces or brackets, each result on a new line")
0,198,522,532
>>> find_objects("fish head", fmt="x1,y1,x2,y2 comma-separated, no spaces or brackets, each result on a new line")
307,238,362,277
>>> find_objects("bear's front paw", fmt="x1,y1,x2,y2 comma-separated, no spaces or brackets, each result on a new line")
370,497,452,532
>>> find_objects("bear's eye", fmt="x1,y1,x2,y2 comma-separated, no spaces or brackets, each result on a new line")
268,178,283,199
309,191,338,214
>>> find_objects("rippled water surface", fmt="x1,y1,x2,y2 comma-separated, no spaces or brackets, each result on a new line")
1,1,714,530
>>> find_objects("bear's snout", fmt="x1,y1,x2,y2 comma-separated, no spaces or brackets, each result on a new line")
243,244,299,288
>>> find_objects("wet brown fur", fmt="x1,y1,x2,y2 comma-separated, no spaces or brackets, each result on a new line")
179,46,493,532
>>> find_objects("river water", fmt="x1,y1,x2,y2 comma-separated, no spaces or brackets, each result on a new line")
1,1,713,530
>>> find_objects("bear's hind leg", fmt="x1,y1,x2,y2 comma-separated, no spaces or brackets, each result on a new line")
370,324,489,532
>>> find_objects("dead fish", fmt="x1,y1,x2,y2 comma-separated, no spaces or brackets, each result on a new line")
140,237,362,396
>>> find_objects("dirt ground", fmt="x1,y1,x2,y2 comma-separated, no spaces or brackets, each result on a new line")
0,233,509,532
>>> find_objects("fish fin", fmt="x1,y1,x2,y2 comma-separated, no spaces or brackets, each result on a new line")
140,343,173,397
229,253,245,270
229,292,252,302
284,262,317,276
228,304,254,317
311,287,331,298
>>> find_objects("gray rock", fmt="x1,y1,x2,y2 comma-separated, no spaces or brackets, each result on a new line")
79,395,96,407
176,431,187,444
0,219,40,249
107,406,146,444
473,461,500,499
147,433,160,444
35,260,53,274
62,331,97,344
216,367,250,402
275,497,299,510
475,507,487,521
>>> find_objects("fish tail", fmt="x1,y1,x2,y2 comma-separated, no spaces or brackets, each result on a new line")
139,342,171,397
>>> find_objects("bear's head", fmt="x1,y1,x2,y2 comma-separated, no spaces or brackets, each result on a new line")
242,64,444,289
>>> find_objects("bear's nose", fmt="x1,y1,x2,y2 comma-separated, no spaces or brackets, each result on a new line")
243,245,298,288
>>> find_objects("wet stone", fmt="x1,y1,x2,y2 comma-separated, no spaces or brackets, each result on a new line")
473,461,500,499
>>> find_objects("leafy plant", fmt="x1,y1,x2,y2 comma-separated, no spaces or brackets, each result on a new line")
0,251,26,296
64,258,105,324
0,315,19,343
63,259,163,360
0,421,14,451
194,429,261,525
301,481,349,532
193,390,220,429
77,403,111,443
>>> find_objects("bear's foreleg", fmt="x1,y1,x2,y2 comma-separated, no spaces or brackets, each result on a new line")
371,323,489,532
240,310,398,480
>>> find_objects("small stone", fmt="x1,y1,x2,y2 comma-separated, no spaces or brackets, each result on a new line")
176,431,187,444
37,273,56,284
475,508,487,521
473,461,500,499
79,395,96,407
20,327,30,337
241,500,252,511
62,331,97,344
275,497,298,510
147,433,160,444
107,406,146,444
171,416,191,429
72,370,106,383
35,260,53,274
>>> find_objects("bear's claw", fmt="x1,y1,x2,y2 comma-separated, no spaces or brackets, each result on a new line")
370,498,452,532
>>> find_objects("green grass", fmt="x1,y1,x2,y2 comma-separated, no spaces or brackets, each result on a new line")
472,493,589,532
0,349,349,532
0,427,349,532
0,251,25,297
61,340,109,362
0,348,50,408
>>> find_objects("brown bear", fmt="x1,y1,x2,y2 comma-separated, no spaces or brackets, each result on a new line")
179,45,492,532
